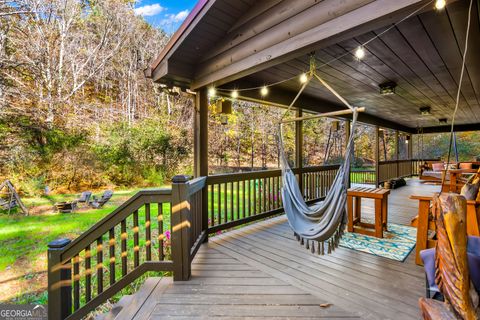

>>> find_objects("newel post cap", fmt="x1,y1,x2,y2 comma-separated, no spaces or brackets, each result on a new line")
172,175,192,183
48,238,71,249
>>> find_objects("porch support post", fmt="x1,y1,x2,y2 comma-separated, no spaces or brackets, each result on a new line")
48,238,72,320
195,88,209,242
194,88,209,178
375,126,380,188
295,109,303,194
408,134,413,159
395,130,399,178
345,120,351,188
171,175,192,281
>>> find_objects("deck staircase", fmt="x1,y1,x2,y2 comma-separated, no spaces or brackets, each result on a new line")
95,277,170,320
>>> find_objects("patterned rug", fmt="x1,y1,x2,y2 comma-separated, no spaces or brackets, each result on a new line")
339,222,417,262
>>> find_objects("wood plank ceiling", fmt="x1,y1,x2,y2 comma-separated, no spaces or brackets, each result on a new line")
238,0,480,129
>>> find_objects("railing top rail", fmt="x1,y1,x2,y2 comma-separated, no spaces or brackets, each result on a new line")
378,158,440,165
186,176,207,196
61,188,172,261
207,169,282,184
294,165,340,173
206,165,341,184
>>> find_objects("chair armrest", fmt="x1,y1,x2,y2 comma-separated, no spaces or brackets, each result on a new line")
410,195,433,201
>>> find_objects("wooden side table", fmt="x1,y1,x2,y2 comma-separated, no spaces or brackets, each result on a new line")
347,187,390,238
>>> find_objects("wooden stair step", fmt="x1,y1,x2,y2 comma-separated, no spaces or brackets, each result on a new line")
95,277,163,320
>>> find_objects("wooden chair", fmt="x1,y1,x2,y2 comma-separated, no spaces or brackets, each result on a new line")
446,169,478,193
411,195,480,265
90,190,113,209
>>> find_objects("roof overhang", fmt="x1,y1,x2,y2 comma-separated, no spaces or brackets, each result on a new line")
148,0,480,133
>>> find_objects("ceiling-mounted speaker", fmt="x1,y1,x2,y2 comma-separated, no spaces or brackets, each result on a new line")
379,81,396,95
419,106,431,115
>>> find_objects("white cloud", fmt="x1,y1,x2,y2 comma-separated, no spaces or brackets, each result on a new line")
134,3,165,17
161,9,190,26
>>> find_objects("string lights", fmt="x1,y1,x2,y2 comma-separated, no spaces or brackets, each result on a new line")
208,87,216,97
260,86,269,97
354,46,365,60
214,0,439,98
435,0,446,10
300,73,308,84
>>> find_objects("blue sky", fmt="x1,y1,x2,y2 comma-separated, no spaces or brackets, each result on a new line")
134,0,197,34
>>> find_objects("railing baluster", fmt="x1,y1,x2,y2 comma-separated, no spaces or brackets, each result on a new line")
242,180,246,218
253,179,257,215
273,176,278,209
109,228,115,285
210,185,214,227
85,245,91,302
263,178,267,212
133,210,139,268
73,254,80,311
269,177,273,211
236,181,240,221
97,236,103,294
145,203,151,261
158,204,164,261
223,183,227,223
230,182,234,223
217,184,221,224
121,219,127,276
249,179,252,216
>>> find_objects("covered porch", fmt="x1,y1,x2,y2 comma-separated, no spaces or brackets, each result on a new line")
46,0,480,319
104,179,437,320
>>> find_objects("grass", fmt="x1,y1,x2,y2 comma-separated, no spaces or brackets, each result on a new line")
0,188,166,304
0,190,143,271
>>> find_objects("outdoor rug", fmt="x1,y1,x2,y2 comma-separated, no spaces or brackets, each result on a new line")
339,222,417,262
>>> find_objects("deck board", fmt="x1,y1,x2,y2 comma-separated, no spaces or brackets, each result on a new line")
133,179,438,319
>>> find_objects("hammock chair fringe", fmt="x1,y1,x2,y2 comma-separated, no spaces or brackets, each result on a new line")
295,222,346,255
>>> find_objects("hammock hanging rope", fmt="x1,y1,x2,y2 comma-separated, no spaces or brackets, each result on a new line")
278,56,361,253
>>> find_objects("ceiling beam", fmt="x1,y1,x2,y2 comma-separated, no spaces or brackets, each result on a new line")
219,80,415,133
420,123,480,134
191,0,428,90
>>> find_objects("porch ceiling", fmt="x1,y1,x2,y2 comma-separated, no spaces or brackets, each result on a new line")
227,0,480,131
150,0,480,133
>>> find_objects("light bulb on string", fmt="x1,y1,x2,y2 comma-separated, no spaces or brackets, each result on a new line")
208,87,216,97
355,46,365,60
260,86,268,97
435,0,446,10
231,90,239,99
300,73,308,84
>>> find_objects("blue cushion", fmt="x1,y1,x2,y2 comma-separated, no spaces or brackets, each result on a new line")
421,235,480,293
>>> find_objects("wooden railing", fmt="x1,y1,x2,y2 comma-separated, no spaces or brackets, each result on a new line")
350,169,376,184
47,176,206,320
378,159,440,183
206,165,339,233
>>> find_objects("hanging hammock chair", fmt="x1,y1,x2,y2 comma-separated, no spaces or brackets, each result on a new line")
278,57,362,253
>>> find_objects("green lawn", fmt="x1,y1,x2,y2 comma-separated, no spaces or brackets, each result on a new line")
0,190,145,271
0,188,167,304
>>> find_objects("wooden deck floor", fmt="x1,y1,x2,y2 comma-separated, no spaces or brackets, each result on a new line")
126,179,440,319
